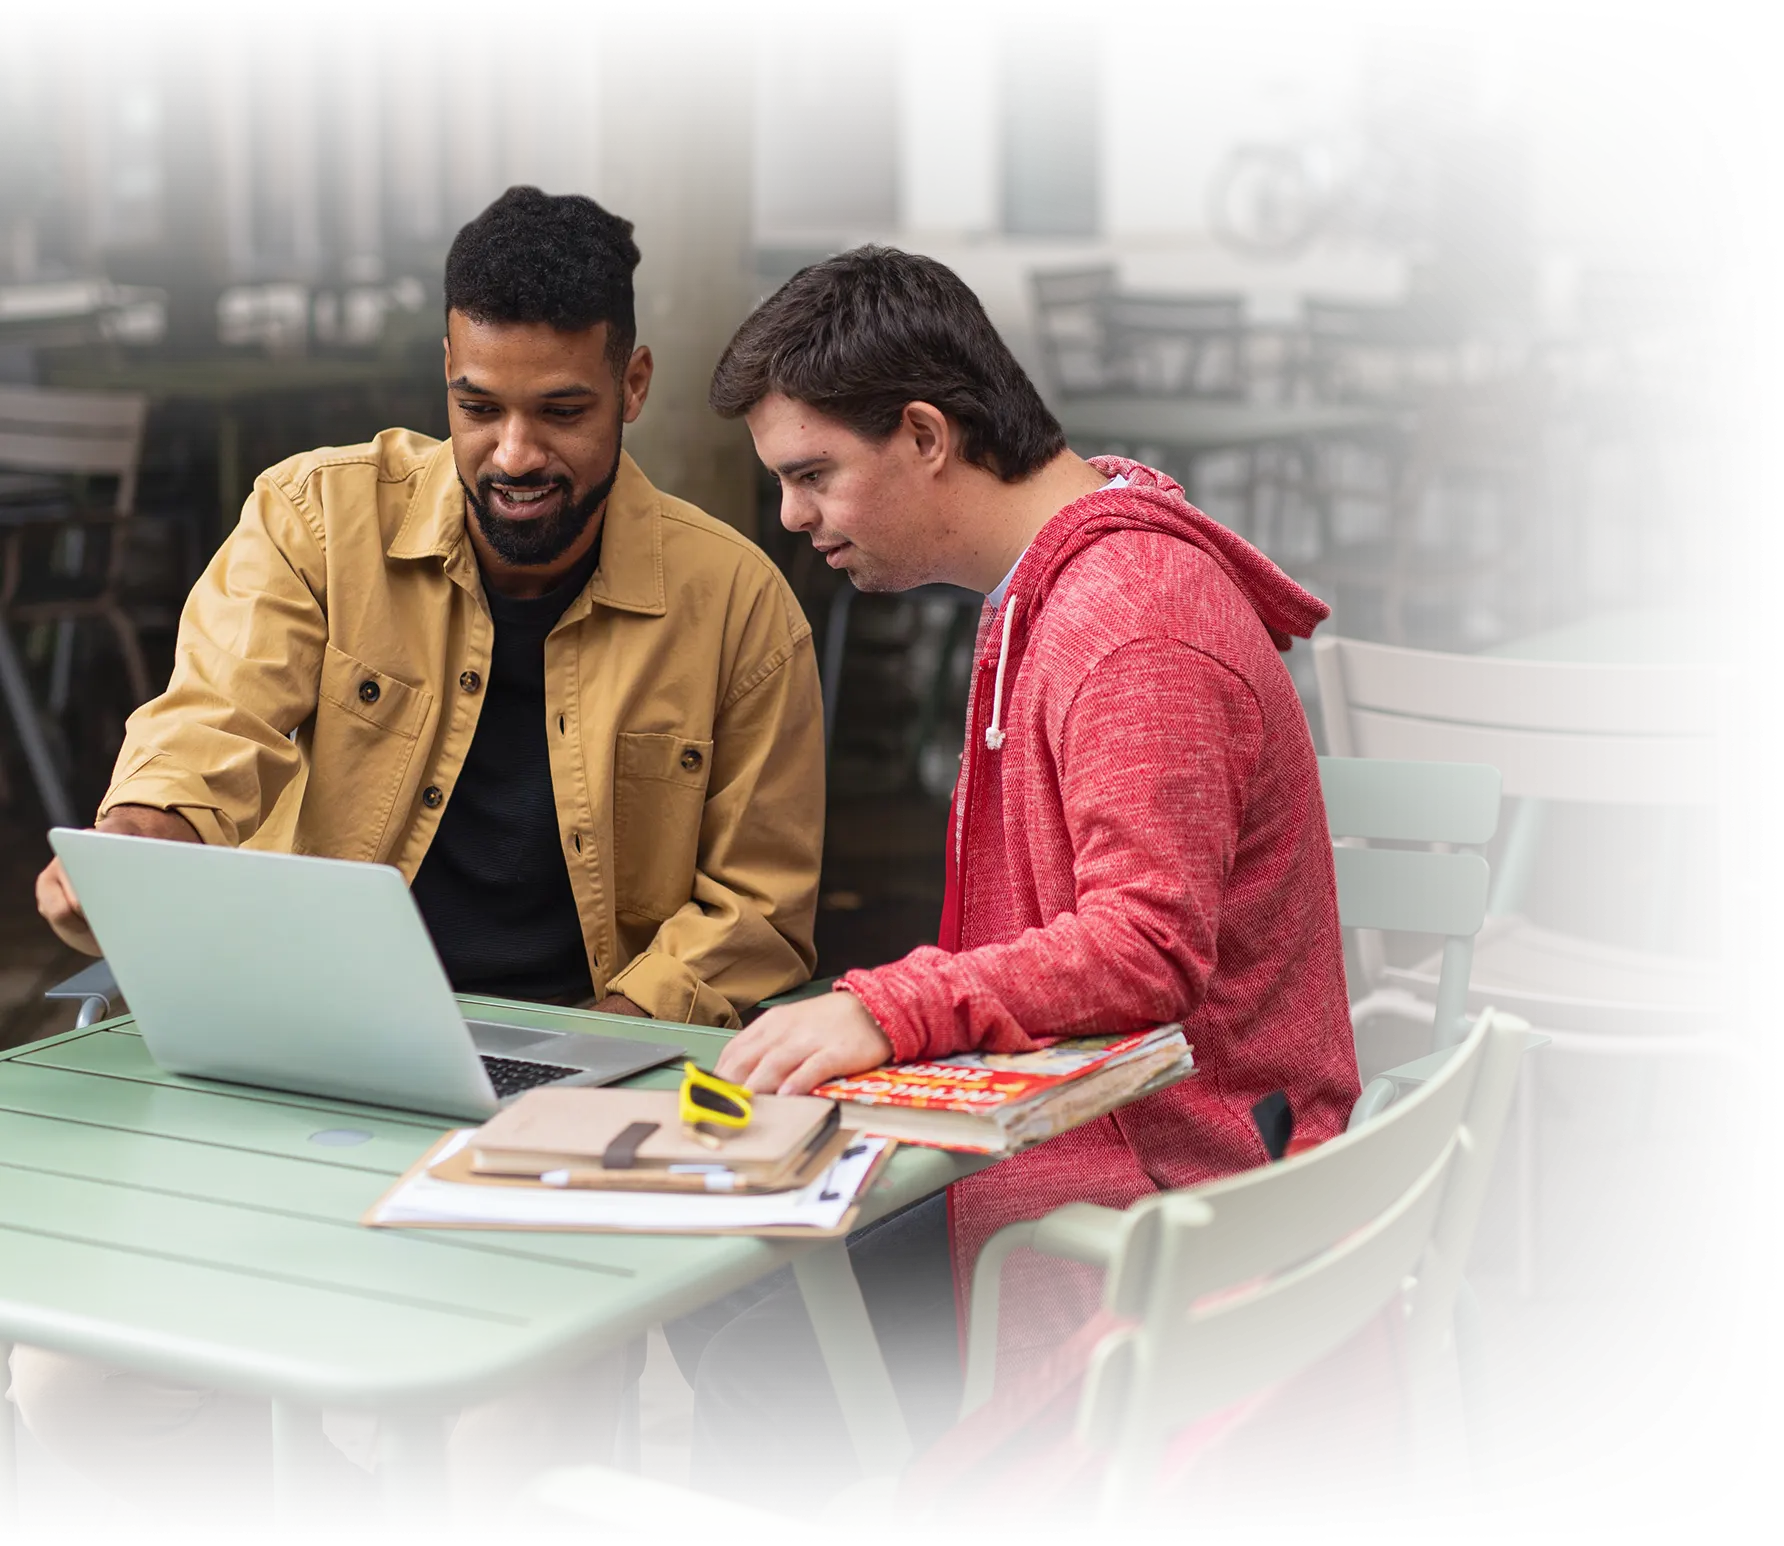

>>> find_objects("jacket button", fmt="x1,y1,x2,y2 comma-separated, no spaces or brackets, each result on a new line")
680,747,703,772
358,679,380,704
422,785,444,809
459,670,481,693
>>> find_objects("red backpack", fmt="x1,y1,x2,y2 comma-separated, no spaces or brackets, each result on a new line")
892,1091,1420,1540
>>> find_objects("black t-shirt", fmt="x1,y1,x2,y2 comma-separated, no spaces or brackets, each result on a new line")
410,539,602,1004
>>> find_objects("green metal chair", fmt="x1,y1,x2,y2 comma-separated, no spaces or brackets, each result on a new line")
506,1005,1534,1546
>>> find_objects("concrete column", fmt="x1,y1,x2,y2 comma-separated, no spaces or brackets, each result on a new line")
595,27,758,536
205,0,258,274
340,0,387,278
444,0,495,230
499,0,538,190
390,0,442,242
542,0,599,196
258,0,321,272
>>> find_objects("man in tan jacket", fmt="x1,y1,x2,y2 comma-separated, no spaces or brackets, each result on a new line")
18,185,824,1518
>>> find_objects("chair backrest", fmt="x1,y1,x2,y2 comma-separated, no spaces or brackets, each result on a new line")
1313,634,1716,807
1102,292,1247,399
1082,1007,1537,1502
0,384,149,514
1320,755,1498,1044
1298,296,1462,404
1030,266,1118,397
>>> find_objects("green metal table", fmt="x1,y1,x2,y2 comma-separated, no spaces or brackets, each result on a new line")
1484,613,1776,1134
0,997,988,1520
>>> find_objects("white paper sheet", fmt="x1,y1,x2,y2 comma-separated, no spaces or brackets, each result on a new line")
369,1130,888,1231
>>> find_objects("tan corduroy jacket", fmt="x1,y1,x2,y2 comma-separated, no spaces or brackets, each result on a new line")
100,429,824,1027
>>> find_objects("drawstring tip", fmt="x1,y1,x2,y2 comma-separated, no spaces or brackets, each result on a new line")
984,727,1005,751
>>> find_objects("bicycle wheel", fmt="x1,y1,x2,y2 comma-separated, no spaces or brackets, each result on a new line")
1207,144,1328,259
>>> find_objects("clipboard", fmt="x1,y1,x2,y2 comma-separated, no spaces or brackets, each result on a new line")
362,1129,897,1238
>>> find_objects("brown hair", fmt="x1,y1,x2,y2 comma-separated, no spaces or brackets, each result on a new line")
709,246,1066,481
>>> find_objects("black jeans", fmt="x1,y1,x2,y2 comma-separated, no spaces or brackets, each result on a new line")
664,1193,960,1506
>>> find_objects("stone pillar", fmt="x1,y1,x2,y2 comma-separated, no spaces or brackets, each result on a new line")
595,28,759,537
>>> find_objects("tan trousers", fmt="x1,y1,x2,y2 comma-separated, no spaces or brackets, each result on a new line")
5,1339,643,1524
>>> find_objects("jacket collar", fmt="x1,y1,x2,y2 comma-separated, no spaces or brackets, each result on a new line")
389,441,667,618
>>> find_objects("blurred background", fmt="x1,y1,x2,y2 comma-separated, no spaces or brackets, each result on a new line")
0,0,1772,1529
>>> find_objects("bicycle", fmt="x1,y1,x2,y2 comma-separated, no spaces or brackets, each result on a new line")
1198,69,1448,262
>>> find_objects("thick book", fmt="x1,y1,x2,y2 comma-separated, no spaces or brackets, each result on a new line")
812,1025,1195,1154
469,1085,841,1190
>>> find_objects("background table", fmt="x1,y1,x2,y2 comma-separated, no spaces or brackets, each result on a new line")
44,356,433,541
1491,609,1769,1141
0,996,988,1520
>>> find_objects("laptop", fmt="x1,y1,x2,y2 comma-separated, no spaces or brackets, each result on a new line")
49,829,687,1120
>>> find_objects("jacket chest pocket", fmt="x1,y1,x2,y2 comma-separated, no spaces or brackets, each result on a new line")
308,644,434,861
611,730,714,922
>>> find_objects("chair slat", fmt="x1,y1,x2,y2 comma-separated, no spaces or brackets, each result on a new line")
1347,709,1715,806
1319,755,1500,844
1324,634,1713,736
1137,1141,1452,1429
1334,846,1489,937
1152,1012,1484,1301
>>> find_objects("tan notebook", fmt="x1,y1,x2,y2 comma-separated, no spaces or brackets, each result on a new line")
470,1085,842,1188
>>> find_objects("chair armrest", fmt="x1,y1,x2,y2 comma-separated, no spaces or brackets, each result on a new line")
1347,1011,1543,1130
44,958,120,1027
960,1203,1130,1417
503,1469,863,1540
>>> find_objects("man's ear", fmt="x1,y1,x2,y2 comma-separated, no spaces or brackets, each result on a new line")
903,401,952,472
622,345,654,423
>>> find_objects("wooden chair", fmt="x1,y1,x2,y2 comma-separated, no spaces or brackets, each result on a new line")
1029,266,1118,398
1312,632,1724,1291
1291,372,1555,645
0,384,151,827
506,1012,1534,1540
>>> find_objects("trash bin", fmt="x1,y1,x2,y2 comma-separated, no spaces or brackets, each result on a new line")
1698,96,1784,262
1427,120,1527,262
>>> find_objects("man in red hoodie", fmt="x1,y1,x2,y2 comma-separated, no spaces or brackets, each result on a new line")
679,246,1357,1498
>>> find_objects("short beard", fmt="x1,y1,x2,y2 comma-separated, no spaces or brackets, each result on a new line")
462,435,623,569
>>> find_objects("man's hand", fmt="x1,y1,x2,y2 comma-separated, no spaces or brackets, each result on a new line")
716,990,893,1095
34,806,200,956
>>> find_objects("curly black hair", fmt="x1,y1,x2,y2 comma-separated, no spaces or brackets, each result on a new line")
443,186,641,372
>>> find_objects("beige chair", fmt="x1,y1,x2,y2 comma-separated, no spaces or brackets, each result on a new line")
1320,631,1776,1512
0,384,151,826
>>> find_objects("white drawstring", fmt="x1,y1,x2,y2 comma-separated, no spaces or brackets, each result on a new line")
984,597,1017,751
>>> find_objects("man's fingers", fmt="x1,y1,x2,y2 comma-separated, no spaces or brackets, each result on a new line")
35,859,100,955
777,1046,853,1097
738,1034,815,1095
714,1018,776,1083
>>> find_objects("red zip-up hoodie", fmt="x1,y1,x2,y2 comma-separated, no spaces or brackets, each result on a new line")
841,458,1358,1357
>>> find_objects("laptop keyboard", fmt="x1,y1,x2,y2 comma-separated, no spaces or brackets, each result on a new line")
480,1054,581,1098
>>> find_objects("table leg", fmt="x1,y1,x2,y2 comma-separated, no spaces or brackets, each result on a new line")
1627,802,1691,1141
271,1398,330,1529
1,1339,16,1527
0,616,76,828
378,1409,449,1527
792,1240,913,1476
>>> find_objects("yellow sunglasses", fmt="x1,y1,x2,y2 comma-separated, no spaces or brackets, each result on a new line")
679,1061,754,1140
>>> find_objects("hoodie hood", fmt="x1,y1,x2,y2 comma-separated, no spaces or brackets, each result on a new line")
978,457,1329,754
